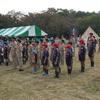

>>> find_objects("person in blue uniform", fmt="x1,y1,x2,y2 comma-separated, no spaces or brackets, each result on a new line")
52,43,60,78
0,45,2,65
78,39,86,72
65,45,72,75
88,39,95,68
32,50,37,73
42,43,49,76
22,43,27,64
68,42,74,67
4,43,9,67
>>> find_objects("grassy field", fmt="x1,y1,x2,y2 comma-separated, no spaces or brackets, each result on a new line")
0,47,100,100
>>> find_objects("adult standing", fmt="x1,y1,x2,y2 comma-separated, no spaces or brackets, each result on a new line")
11,37,18,69
28,40,33,67
35,41,41,68
16,38,24,71
59,39,65,66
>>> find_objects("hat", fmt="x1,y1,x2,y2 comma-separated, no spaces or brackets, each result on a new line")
42,43,48,47
17,38,22,42
78,39,84,43
89,33,93,35
11,36,16,39
64,45,72,48
89,39,94,41
45,38,49,42
35,41,39,44
61,39,65,42
52,43,58,47
32,50,37,53
28,40,32,44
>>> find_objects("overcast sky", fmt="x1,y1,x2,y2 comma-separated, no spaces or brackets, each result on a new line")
0,0,100,14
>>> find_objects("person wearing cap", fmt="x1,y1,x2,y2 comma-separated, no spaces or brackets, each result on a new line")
42,43,49,76
59,39,65,66
78,39,86,72
65,45,73,75
11,37,18,69
28,40,33,67
55,36,61,45
22,43,27,64
45,38,51,67
52,43,60,78
35,41,41,68
88,39,95,68
61,35,66,42
16,38,24,71
68,42,74,67
87,33,94,49
3,43,9,67
32,50,37,73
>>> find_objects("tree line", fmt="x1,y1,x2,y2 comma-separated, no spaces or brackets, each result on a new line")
0,8,100,38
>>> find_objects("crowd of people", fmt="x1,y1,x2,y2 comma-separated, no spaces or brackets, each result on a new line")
0,33,100,78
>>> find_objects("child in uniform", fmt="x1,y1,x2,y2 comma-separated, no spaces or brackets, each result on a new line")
65,45,72,75
52,43,60,78
0,45,3,65
22,43,27,64
4,43,9,67
78,39,86,72
32,50,37,73
68,42,74,67
42,43,49,76
88,39,95,68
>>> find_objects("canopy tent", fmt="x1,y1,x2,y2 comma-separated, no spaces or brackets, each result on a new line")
82,26,99,39
0,25,47,37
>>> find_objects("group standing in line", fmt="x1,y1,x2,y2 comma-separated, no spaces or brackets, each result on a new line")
0,33,99,78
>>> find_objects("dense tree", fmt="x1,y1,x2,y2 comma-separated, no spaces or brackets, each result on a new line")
0,8,99,38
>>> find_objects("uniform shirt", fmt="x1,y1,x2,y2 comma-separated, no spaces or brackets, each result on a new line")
88,44,95,52
16,44,22,57
52,48,60,61
28,45,33,54
35,45,41,58
0,41,4,47
65,50,72,60
11,41,17,51
78,45,86,56
70,38,75,48
42,49,49,59
4,47,8,56
22,47,27,55
59,43,65,51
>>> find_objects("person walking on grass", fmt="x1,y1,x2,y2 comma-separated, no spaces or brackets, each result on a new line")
32,50,37,73
65,45,72,75
78,39,86,72
88,39,95,68
52,43,60,78
42,43,49,76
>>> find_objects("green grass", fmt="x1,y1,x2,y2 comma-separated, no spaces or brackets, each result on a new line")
0,47,100,100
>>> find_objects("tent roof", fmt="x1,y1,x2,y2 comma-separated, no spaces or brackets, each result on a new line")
82,26,99,39
0,25,47,37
